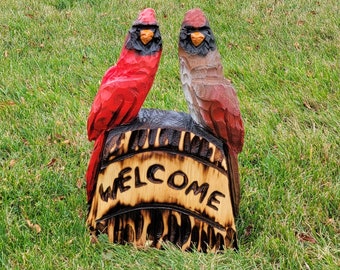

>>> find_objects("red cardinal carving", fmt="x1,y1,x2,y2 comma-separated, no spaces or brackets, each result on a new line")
178,8,244,215
86,8,162,202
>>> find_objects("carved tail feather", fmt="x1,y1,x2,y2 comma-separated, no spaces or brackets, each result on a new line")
86,132,106,202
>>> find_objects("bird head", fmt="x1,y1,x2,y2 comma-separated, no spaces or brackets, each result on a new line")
125,8,162,55
179,8,216,56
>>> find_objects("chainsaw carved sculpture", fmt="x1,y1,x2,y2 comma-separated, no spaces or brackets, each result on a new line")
86,8,244,252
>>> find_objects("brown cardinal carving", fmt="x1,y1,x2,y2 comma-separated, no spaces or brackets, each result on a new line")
86,8,162,202
178,8,244,216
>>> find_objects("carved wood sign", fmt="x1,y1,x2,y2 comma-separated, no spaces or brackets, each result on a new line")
87,109,238,251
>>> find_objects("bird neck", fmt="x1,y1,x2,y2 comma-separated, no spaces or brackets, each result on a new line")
117,48,161,75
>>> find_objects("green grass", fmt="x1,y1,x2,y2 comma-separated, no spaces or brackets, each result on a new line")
0,0,339,269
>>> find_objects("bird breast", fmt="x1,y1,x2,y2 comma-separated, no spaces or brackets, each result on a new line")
179,49,224,80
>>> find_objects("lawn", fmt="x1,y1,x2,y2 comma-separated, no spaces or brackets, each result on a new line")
0,0,339,269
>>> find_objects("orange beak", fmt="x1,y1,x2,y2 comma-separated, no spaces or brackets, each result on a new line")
190,31,205,47
140,29,154,45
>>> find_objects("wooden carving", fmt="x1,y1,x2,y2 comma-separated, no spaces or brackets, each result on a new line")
86,8,162,202
86,8,244,252
87,109,239,251
178,9,244,215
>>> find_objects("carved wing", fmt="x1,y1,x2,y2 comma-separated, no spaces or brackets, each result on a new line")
191,81,244,155
87,79,139,141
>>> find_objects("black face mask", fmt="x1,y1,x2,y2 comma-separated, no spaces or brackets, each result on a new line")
125,24,162,56
179,25,216,56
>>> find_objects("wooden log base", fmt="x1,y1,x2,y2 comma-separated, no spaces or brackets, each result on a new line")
87,109,239,251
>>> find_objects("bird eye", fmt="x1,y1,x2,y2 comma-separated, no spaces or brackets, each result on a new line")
139,25,156,31
185,26,195,34
199,26,209,31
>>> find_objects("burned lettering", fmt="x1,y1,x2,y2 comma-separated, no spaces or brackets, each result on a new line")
207,191,225,211
185,181,209,203
167,170,188,190
147,164,164,184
